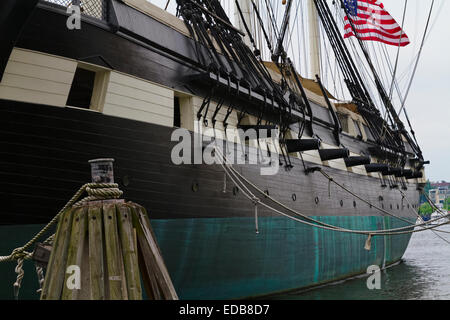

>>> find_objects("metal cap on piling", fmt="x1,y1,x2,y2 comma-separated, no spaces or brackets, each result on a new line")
88,158,115,183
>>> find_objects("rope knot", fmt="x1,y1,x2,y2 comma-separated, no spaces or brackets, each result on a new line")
75,183,124,205
10,248,29,261
251,197,260,206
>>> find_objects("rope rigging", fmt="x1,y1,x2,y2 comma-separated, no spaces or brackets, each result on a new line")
214,146,450,239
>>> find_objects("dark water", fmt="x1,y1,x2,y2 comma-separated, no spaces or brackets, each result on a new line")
273,224,450,300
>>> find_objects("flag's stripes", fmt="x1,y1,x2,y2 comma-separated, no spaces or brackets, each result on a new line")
344,33,410,47
344,0,410,47
344,28,408,40
345,13,396,23
344,19,402,34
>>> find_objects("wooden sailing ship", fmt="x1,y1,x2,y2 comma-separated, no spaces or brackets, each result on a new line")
0,0,429,299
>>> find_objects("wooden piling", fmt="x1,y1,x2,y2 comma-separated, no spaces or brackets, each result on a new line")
103,202,124,300
88,204,105,300
130,203,178,300
117,204,142,300
40,208,74,300
41,201,178,300
61,207,88,300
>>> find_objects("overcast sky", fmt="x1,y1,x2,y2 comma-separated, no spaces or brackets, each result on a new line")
383,0,450,182
150,0,449,182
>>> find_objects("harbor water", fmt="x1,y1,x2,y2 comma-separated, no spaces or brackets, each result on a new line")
272,223,450,300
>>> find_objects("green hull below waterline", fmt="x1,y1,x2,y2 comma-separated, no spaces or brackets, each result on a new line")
0,216,413,300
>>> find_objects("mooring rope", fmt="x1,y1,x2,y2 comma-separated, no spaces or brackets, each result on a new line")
318,169,450,236
398,190,450,245
13,258,24,300
0,182,123,299
423,192,449,216
0,183,123,263
215,147,450,239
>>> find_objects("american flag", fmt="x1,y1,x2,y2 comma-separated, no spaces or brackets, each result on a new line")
343,0,410,47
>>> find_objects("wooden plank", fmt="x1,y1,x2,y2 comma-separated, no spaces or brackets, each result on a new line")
88,204,105,300
109,71,174,99
61,207,88,300
4,61,75,84
136,239,159,300
102,203,124,300
105,91,173,116
40,208,74,300
130,203,178,300
102,103,173,127
120,0,190,38
107,82,174,108
10,48,77,72
117,204,142,300
0,85,68,107
1,73,72,96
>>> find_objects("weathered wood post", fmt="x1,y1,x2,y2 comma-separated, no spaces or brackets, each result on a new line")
40,159,178,300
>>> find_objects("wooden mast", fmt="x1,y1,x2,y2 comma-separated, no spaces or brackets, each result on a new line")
308,0,321,78
235,0,253,47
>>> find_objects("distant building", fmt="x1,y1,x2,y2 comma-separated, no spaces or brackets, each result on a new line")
429,181,450,208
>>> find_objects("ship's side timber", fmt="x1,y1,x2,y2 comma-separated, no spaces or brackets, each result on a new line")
0,0,424,300
0,99,421,225
0,0,39,81
9,2,359,144
0,99,419,299
0,217,413,300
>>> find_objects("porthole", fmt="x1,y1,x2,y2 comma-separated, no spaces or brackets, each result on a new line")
390,204,393,210
315,197,320,205
340,200,344,207
397,204,400,210
292,194,297,202
353,201,357,208
192,182,199,192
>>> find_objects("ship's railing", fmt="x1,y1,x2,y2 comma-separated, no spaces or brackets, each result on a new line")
41,0,108,21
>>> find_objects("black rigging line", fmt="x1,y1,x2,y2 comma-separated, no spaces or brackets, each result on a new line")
398,0,435,118
315,0,406,156
389,0,408,100
337,0,420,160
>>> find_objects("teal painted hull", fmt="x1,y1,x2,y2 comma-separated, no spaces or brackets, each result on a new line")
152,216,413,299
0,216,413,300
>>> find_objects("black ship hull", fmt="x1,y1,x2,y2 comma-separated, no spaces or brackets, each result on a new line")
0,99,418,299
0,0,423,299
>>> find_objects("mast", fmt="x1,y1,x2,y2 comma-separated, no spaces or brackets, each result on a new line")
308,0,321,78
234,0,253,47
